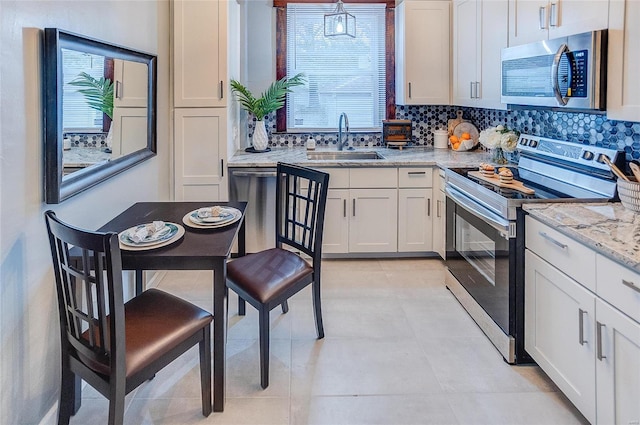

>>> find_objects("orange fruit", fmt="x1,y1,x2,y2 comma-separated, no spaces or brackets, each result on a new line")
449,135,459,143
452,142,460,150
461,132,471,140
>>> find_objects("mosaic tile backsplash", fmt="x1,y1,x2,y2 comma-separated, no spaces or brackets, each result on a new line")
254,106,640,161
64,132,109,148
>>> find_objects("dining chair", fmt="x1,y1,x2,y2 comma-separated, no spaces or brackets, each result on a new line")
44,210,213,425
226,162,330,389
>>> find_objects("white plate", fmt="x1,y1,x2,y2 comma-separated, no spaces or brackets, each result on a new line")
119,223,185,251
119,223,177,247
192,207,236,223
182,207,242,229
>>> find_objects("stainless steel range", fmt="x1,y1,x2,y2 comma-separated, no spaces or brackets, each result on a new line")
444,134,623,364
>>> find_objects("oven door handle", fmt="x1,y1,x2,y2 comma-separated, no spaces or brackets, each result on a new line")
445,186,512,237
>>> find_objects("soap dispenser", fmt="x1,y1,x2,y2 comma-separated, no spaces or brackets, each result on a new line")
306,137,316,150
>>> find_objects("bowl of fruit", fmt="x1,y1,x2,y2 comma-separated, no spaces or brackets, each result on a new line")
449,133,477,151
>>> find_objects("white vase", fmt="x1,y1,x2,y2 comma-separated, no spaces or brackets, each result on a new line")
252,120,269,151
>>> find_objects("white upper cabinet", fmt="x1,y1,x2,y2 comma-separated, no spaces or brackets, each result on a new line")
113,59,148,108
452,0,507,109
508,0,609,46
173,0,228,107
607,0,640,122
396,0,451,105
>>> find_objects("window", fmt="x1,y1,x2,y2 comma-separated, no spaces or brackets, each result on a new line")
286,3,386,131
62,49,108,132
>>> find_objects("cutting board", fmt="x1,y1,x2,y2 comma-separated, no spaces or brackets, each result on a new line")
468,171,536,195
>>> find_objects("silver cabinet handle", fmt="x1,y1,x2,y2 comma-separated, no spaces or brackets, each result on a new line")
408,82,412,99
470,81,474,99
539,6,547,29
115,81,123,99
550,2,558,27
221,159,224,177
578,308,587,345
427,198,431,217
622,279,640,293
353,199,356,217
538,231,567,249
343,199,346,218
220,81,224,99
596,321,606,360
407,171,426,176
475,82,480,99
437,199,441,218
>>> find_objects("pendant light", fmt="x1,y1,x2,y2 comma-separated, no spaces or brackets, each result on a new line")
324,0,356,38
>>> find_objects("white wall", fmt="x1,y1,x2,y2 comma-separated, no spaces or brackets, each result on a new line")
0,1,170,423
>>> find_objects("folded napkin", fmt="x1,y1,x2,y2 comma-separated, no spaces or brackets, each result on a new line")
197,206,227,218
129,221,165,243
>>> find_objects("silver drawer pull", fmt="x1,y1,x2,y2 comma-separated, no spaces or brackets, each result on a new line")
578,308,587,345
407,171,426,176
538,231,567,249
596,321,606,360
622,279,640,293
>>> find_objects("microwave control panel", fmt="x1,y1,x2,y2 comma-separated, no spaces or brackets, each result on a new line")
566,49,588,98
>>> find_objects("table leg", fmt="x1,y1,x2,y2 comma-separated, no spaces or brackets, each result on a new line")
135,270,143,296
213,259,228,412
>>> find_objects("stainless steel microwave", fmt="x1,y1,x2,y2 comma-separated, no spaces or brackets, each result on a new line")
501,30,607,110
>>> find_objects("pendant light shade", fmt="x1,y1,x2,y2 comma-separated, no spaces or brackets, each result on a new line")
324,0,356,38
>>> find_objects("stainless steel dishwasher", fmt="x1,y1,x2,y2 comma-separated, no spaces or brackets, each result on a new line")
229,167,277,253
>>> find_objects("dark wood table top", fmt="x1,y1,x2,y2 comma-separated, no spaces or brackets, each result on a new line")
97,201,247,270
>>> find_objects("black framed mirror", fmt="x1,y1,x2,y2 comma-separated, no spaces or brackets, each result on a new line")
43,28,157,204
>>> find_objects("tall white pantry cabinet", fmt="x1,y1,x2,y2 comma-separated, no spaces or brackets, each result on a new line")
172,0,239,201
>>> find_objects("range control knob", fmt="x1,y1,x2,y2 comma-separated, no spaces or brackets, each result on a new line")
582,151,595,160
528,140,538,148
520,138,528,146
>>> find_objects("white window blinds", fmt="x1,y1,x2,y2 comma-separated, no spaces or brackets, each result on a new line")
62,49,107,132
286,3,386,131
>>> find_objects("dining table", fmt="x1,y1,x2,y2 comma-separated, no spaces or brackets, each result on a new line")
74,201,247,413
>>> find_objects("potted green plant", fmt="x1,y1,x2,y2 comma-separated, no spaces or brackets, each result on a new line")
230,73,305,151
68,72,115,148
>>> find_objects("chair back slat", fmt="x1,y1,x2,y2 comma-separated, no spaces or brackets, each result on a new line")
275,163,329,260
44,210,125,375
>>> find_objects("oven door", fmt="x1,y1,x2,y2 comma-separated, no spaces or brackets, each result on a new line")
445,186,516,335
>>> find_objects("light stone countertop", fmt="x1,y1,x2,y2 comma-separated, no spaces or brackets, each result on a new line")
524,202,640,272
63,147,111,167
228,146,494,168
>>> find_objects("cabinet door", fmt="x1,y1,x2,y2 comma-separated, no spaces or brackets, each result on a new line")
322,189,350,254
432,177,446,259
477,0,508,109
508,0,550,46
525,250,596,423
174,108,228,201
113,59,148,108
595,299,640,425
110,108,148,158
607,0,640,121
173,0,227,107
548,0,609,39
397,1,450,105
349,188,398,253
452,0,479,107
398,188,433,252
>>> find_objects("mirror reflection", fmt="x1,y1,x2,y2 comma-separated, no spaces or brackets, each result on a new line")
61,49,149,176
44,28,157,204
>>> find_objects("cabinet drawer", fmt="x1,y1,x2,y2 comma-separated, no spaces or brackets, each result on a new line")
312,168,349,189
596,254,640,323
399,167,433,188
350,168,397,188
525,216,596,292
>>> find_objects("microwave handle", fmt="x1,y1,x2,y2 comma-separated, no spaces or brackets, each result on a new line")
552,43,570,106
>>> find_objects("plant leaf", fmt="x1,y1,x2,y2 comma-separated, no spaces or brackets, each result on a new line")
230,73,306,120
68,72,114,119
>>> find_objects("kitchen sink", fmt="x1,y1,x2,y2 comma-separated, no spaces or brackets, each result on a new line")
306,151,385,161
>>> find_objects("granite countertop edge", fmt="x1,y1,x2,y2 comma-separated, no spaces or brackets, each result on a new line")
524,203,640,273
227,147,493,168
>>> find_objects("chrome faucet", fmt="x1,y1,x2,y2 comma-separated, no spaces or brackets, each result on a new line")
338,112,352,151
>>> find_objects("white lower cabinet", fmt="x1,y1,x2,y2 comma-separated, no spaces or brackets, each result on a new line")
322,189,350,254
398,188,433,252
350,188,398,253
525,216,640,424
595,298,640,425
432,168,446,259
525,250,596,423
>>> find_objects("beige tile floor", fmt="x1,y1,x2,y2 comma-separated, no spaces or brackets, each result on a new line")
70,259,589,425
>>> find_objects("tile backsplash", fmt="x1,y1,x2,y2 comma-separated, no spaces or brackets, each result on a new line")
257,106,640,161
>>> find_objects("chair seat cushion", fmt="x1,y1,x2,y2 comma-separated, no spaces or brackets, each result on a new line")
227,248,313,304
80,288,212,377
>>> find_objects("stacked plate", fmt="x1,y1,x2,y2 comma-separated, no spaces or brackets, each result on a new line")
119,222,185,250
183,206,242,229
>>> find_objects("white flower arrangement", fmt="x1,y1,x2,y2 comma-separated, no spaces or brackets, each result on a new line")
478,125,520,152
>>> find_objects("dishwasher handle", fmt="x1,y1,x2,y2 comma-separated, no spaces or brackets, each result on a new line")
231,170,277,178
